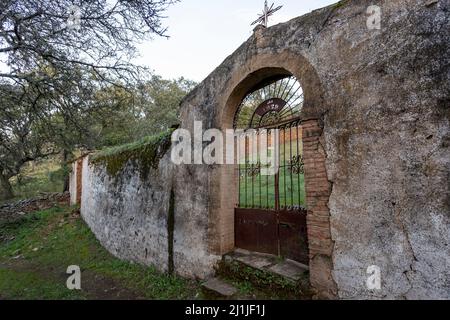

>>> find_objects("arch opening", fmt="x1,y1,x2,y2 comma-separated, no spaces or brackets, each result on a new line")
211,56,334,294
232,73,309,264
233,75,304,130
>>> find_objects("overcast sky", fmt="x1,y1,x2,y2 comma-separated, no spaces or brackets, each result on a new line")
137,0,338,82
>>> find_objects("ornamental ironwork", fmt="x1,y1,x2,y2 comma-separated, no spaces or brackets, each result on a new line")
288,155,305,175
233,75,304,130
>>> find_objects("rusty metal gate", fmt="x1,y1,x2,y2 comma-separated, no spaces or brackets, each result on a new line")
233,76,309,264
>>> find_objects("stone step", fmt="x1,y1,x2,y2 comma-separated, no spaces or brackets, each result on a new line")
226,249,309,281
201,277,238,298
268,260,309,282
218,249,311,297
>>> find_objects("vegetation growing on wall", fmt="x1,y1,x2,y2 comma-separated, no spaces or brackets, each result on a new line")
90,130,173,178
333,0,349,9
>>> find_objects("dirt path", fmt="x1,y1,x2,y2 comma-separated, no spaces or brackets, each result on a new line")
0,259,146,300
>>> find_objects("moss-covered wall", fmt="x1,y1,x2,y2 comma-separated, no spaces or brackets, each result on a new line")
80,148,173,274
76,129,220,279
90,130,173,179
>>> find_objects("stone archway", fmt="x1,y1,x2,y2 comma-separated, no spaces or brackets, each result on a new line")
209,50,337,298
73,2,449,300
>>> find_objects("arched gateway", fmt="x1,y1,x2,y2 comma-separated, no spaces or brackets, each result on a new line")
232,75,309,264
191,50,338,297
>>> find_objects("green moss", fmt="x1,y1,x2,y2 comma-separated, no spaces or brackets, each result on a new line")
216,259,312,299
332,0,350,10
90,129,173,178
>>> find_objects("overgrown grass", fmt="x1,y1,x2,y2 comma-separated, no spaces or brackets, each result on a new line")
0,269,84,300
0,206,200,300
3,158,65,204
0,206,303,300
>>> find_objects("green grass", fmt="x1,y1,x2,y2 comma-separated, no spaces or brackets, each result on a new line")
0,206,303,300
0,269,84,300
238,141,306,208
3,158,65,204
332,0,350,10
238,172,306,208
0,206,200,300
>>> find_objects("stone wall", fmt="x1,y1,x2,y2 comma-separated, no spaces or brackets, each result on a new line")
80,154,172,272
69,157,86,206
77,133,220,278
178,0,449,299
72,0,449,299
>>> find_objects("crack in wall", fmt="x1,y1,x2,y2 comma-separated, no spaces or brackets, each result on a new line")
319,124,339,298
167,188,175,275
394,201,419,298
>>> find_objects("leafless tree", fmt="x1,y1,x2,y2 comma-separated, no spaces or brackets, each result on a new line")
0,0,177,199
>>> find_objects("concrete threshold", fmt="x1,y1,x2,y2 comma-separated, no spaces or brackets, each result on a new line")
225,249,309,282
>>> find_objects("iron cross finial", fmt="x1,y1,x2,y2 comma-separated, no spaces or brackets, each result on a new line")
251,0,283,28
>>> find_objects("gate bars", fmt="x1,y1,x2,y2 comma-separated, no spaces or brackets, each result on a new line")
237,119,306,210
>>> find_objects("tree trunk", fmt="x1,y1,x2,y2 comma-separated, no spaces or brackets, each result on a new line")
16,174,23,186
62,150,70,193
0,173,14,201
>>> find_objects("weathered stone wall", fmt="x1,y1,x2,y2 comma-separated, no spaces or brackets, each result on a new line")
172,163,222,278
317,0,449,300
80,154,172,272
178,0,449,299
78,134,220,278
73,0,449,299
